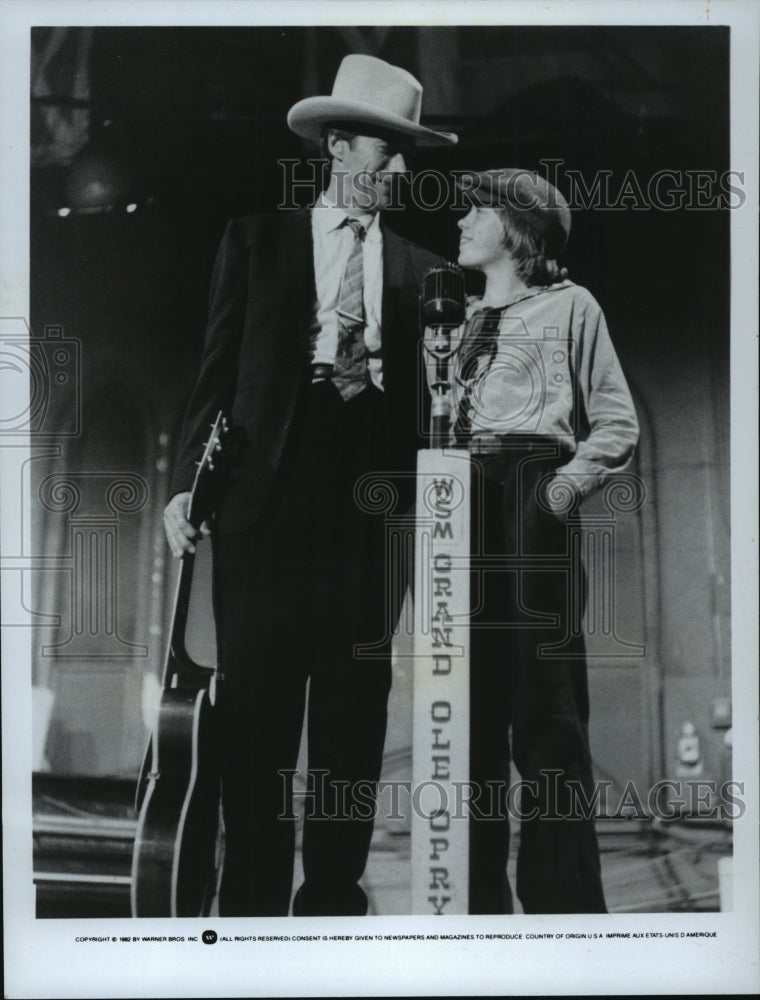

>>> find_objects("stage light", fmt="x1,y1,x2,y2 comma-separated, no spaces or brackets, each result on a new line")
48,141,150,217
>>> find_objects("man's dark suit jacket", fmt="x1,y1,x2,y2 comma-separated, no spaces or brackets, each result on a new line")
170,207,438,535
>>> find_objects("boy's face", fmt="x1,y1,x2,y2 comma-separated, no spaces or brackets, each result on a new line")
457,204,511,271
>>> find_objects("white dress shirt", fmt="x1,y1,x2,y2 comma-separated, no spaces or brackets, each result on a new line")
310,192,384,390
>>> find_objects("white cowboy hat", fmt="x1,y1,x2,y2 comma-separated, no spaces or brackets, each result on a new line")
287,54,458,145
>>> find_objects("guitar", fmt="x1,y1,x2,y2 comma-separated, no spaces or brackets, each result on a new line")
131,412,227,917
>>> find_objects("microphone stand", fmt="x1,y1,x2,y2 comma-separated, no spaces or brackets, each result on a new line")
411,265,471,915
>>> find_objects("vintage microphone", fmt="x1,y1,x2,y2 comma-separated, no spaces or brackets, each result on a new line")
421,262,466,447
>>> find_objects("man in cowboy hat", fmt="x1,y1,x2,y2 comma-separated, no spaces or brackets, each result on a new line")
163,54,457,917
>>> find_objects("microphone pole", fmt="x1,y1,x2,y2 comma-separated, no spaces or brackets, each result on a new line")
412,262,470,916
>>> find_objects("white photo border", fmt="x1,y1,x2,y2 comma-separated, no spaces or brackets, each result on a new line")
2,1,758,997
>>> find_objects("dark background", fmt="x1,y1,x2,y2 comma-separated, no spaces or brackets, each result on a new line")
31,25,729,408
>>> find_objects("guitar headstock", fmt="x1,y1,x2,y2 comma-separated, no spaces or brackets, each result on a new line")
189,411,229,526
197,412,228,476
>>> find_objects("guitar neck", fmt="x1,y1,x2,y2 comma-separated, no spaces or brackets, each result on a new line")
161,413,225,691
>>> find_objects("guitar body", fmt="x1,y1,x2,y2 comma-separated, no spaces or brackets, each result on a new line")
131,412,228,918
131,685,222,917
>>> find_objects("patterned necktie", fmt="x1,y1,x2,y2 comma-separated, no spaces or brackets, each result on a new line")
453,307,505,443
333,217,368,401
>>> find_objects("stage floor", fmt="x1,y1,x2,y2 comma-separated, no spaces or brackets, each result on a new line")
290,817,729,917
34,774,730,918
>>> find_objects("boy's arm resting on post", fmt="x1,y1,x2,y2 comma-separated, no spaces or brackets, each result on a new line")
164,219,249,555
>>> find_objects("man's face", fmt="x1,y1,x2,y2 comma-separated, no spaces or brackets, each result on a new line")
331,133,409,213
457,204,511,271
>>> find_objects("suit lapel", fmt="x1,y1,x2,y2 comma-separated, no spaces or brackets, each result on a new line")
381,221,407,327
278,206,315,358
380,222,413,383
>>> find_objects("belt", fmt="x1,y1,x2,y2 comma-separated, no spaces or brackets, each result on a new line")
310,363,334,383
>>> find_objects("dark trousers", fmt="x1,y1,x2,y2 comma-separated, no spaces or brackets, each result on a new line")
467,440,607,914
212,382,396,916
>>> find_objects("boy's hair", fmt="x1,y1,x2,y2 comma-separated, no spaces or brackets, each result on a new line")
497,206,568,286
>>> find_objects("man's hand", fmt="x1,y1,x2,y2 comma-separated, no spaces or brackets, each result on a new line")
163,492,210,557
